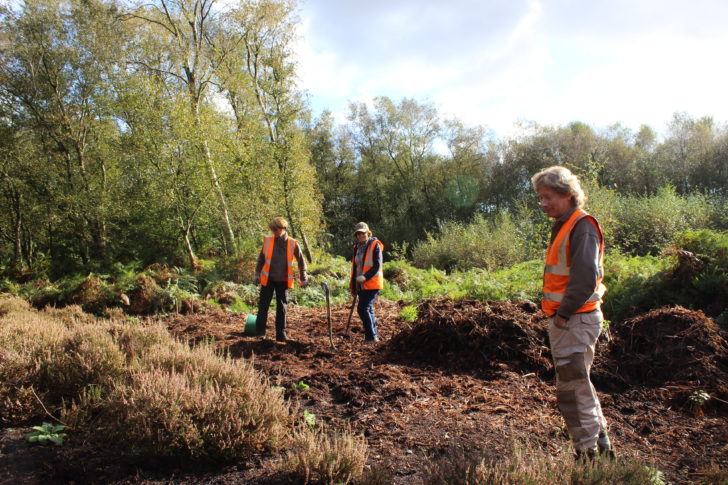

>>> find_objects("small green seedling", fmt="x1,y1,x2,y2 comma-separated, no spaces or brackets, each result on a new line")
688,390,711,407
290,380,310,392
398,305,418,323
25,422,67,446
303,409,316,428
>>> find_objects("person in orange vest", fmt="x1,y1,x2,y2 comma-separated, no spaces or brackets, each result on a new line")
349,222,384,343
254,217,307,342
531,166,614,460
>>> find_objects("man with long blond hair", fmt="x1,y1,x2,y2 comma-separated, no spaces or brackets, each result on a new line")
531,166,614,460
254,217,307,342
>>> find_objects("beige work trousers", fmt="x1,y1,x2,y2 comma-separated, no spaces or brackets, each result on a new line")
548,311,608,451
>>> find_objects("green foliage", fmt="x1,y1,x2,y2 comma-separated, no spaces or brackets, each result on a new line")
412,213,529,272
381,259,542,304
398,305,419,322
290,381,310,392
600,251,668,321
611,187,712,255
303,409,317,428
602,229,728,321
25,422,67,446
0,0,321,274
688,390,711,407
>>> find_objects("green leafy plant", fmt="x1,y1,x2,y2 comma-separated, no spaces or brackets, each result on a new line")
25,422,67,446
290,380,310,392
398,305,419,322
303,409,316,428
689,390,711,407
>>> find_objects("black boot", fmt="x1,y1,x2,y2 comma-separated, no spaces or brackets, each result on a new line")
275,320,287,342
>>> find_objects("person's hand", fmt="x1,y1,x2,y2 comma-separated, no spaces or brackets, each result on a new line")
554,315,568,329
356,275,366,283
253,275,260,286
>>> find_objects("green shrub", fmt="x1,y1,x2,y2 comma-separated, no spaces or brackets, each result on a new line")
611,186,711,255
398,305,418,322
413,213,529,272
600,251,668,321
381,259,542,305
601,229,728,322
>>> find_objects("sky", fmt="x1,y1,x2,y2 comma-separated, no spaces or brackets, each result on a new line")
294,0,728,137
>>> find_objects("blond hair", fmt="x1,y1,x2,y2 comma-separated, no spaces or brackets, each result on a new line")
531,166,586,208
269,217,289,230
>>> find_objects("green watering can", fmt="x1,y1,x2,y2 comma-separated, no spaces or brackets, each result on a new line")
243,313,258,336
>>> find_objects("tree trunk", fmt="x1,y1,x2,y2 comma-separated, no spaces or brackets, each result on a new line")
12,193,23,270
299,229,313,263
192,98,236,253
182,226,197,268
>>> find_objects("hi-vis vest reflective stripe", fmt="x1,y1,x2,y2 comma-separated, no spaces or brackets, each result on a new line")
542,208,607,317
353,239,384,290
260,236,299,289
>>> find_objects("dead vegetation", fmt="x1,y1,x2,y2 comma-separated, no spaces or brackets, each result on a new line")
422,444,668,485
0,295,292,461
284,426,368,484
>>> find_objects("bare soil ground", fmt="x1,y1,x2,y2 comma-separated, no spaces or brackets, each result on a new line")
2,299,727,484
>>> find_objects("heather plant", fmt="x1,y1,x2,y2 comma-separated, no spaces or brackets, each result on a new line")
284,426,367,485
0,295,292,461
423,444,666,485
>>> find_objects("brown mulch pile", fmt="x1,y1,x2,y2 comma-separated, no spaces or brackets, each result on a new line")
387,299,551,375
611,306,728,385
596,305,728,406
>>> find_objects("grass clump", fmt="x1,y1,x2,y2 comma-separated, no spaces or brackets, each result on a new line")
284,426,367,484
424,444,666,485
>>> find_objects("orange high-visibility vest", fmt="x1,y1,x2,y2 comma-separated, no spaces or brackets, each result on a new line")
353,239,384,290
542,208,607,317
260,236,299,289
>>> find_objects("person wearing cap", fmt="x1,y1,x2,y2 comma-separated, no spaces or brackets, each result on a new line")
531,166,614,460
254,217,307,342
350,222,384,342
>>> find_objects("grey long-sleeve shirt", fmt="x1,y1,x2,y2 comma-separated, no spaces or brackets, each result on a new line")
255,233,307,283
549,206,601,318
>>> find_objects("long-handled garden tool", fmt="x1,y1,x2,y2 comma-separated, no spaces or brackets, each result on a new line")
345,283,360,335
321,282,335,349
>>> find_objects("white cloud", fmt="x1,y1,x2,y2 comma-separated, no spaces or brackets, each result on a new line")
294,0,728,137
